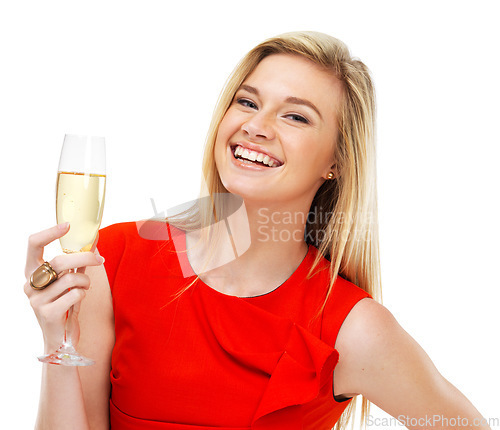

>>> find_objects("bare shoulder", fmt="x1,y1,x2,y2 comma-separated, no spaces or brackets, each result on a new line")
334,297,435,393
333,298,490,426
333,297,407,396
337,297,400,354
339,297,394,333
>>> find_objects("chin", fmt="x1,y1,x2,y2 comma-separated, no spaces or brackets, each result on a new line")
220,179,273,204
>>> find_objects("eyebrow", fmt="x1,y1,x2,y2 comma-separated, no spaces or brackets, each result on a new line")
238,84,323,120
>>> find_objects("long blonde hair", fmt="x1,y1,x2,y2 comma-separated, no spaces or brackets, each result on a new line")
166,31,382,430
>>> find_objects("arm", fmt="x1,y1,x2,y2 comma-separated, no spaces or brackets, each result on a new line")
25,225,114,430
333,298,491,430
71,263,114,429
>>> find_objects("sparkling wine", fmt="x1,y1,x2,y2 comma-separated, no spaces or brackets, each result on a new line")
56,171,106,253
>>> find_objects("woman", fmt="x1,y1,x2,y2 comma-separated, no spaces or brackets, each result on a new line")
24,32,490,429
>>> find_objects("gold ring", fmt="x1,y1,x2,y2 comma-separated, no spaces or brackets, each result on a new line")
30,261,58,290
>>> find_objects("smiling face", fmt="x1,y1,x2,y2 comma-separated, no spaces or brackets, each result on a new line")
214,53,344,210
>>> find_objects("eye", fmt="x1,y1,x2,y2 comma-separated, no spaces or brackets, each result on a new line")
236,98,258,110
285,113,309,124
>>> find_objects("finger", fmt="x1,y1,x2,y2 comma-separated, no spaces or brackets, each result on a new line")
40,288,87,323
55,288,87,313
49,252,104,275
72,300,82,316
26,223,70,274
25,272,91,301
80,233,102,274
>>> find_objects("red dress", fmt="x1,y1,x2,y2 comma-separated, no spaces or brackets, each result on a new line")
97,221,372,429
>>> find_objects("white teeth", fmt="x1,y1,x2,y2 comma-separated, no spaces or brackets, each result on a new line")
233,145,279,167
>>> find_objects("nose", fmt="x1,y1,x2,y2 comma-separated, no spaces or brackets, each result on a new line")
241,112,276,141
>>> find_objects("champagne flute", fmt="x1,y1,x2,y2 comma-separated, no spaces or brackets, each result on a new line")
38,134,106,366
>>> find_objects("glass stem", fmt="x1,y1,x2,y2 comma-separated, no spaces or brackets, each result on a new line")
62,268,77,351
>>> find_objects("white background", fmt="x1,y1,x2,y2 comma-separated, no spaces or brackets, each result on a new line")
1,0,499,428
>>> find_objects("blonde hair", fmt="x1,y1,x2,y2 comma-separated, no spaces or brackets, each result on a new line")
166,31,382,430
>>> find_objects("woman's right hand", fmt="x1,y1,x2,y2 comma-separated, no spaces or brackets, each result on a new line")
24,223,105,352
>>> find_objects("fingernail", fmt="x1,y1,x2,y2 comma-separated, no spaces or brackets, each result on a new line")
96,255,105,264
58,222,69,230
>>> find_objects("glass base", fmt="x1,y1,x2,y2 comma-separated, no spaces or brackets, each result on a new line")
38,345,95,366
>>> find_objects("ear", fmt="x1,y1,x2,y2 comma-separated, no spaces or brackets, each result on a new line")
323,163,339,180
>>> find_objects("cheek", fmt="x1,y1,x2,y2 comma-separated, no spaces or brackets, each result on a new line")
214,118,234,167
218,109,241,138
294,135,336,173
310,128,337,165
214,116,233,152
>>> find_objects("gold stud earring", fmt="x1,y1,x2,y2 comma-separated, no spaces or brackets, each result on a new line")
327,172,334,180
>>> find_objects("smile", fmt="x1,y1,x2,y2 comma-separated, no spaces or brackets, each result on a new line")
230,145,283,168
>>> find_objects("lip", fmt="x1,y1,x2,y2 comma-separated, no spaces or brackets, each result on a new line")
230,142,284,166
228,145,283,171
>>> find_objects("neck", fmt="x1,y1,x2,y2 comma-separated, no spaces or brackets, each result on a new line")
186,198,313,297
244,201,309,252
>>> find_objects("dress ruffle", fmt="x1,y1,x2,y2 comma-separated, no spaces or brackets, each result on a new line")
196,284,339,429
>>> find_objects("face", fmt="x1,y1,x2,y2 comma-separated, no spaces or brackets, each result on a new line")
214,53,343,210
